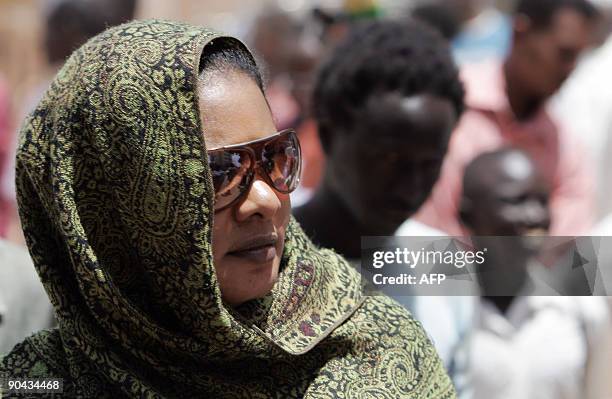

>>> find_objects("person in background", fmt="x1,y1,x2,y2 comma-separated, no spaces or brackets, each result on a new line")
294,20,470,395
415,0,599,237
251,1,383,207
294,19,463,260
552,0,612,222
0,239,55,354
460,147,610,399
0,20,456,398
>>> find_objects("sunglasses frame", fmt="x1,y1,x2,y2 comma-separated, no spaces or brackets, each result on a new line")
207,128,301,212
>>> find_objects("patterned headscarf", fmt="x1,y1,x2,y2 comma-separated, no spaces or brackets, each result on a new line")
1,20,455,398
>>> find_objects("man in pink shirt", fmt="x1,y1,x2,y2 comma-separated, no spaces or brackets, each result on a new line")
416,0,600,236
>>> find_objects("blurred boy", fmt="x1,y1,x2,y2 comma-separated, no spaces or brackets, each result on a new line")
460,148,610,399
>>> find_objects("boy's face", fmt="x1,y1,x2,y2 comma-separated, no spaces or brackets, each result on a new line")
464,152,551,293
328,93,457,232
465,151,550,238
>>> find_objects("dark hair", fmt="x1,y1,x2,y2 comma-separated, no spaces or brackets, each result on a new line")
313,19,464,138
199,38,264,92
463,147,532,198
514,0,599,29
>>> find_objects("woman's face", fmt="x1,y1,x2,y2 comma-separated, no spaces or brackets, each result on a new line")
199,69,291,307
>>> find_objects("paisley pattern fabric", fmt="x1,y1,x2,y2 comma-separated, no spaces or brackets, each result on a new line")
0,20,456,398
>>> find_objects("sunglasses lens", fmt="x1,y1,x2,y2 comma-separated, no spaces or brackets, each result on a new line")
262,132,301,193
207,130,301,211
208,150,253,211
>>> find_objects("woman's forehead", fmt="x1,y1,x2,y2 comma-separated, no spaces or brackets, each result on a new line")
198,70,276,150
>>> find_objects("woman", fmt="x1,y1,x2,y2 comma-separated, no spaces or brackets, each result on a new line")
0,20,455,398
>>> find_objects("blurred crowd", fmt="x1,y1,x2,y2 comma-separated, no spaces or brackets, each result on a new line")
2,0,612,398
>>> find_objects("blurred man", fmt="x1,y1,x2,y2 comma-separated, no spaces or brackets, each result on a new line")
294,19,464,260
553,0,612,221
293,20,471,394
416,0,599,236
460,148,610,399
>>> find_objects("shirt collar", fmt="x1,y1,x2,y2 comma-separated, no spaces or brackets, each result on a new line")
479,294,571,338
463,61,510,113
462,61,555,144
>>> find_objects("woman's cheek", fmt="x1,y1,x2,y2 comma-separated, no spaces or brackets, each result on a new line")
211,209,233,262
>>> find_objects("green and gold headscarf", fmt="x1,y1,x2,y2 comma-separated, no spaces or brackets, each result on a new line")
1,20,456,398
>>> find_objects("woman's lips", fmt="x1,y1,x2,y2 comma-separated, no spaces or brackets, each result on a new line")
227,234,278,264
227,245,277,264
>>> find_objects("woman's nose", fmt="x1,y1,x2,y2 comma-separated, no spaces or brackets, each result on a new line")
234,178,282,222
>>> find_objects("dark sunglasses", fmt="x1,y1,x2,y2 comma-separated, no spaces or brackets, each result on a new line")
207,129,302,212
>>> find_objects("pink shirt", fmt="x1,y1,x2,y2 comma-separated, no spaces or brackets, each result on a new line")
415,61,595,236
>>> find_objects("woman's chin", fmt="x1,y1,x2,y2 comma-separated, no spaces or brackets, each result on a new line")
218,259,280,306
